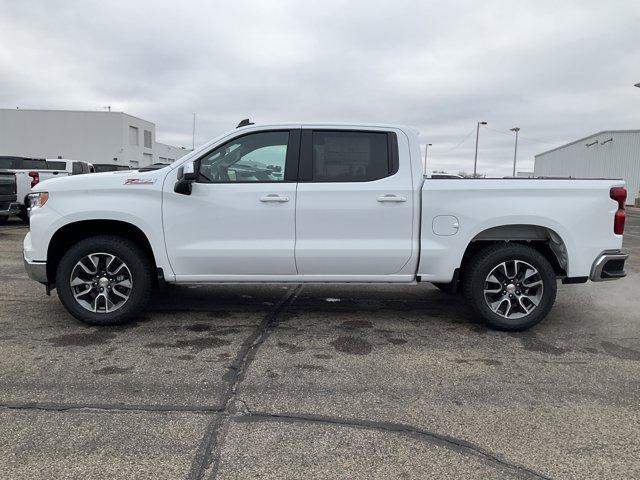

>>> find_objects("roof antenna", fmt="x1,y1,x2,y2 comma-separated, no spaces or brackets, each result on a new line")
237,118,254,128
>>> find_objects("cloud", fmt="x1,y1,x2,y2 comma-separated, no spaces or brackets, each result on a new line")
1,0,639,174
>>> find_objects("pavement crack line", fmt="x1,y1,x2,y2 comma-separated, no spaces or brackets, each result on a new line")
0,402,222,414
236,410,552,480
187,284,303,480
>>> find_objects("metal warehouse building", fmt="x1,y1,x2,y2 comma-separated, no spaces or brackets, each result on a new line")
534,130,640,206
0,108,189,168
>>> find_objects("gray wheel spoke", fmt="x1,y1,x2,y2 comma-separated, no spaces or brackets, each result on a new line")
70,277,91,287
114,278,132,288
73,285,92,298
516,295,530,313
111,287,128,300
521,294,539,307
77,259,97,275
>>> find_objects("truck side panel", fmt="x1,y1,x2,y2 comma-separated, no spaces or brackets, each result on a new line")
418,179,624,282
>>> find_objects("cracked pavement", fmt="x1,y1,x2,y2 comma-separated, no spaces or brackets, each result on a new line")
0,210,639,479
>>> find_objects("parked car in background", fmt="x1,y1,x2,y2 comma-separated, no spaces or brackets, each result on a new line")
0,171,20,225
23,122,629,331
0,156,69,221
46,159,95,175
92,164,130,173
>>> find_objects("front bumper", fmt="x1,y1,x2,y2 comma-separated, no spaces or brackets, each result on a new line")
24,256,48,284
590,250,628,281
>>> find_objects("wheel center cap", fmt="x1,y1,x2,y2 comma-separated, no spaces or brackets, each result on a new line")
98,277,109,288
506,283,516,294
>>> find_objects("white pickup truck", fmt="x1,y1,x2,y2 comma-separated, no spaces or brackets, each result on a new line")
23,123,629,330
0,156,69,221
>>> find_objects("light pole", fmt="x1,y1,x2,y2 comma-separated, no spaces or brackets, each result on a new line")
473,121,487,177
510,127,520,177
192,113,196,150
423,143,432,174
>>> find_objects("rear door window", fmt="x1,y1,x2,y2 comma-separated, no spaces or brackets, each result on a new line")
302,130,398,182
72,162,83,175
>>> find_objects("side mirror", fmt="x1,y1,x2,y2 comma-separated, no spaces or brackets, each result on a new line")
174,161,197,195
178,162,197,181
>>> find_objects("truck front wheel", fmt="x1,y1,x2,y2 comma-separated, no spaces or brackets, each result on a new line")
56,235,153,326
463,244,557,331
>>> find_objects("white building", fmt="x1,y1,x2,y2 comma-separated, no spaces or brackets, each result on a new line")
535,130,640,205
0,108,190,168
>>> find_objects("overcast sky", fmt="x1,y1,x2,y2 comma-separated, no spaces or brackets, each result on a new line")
1,0,639,175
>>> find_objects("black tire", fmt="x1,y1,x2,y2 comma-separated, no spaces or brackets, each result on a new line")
463,244,557,331
18,210,29,224
56,235,153,326
0,216,8,225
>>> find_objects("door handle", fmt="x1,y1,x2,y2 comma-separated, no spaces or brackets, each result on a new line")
260,194,290,202
377,194,407,203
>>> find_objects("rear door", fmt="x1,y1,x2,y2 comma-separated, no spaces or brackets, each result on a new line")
295,128,414,275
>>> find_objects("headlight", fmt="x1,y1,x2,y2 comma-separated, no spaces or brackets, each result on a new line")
28,192,49,209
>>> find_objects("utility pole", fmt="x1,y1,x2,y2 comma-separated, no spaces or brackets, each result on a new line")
192,113,196,150
510,127,520,177
423,143,432,174
473,121,487,177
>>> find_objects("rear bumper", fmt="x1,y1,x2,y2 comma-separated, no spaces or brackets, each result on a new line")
0,200,20,216
590,250,628,281
24,256,48,284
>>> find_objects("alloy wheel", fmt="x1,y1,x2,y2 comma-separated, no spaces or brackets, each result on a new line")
483,260,543,319
69,252,133,313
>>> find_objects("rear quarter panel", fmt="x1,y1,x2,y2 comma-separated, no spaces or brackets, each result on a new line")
418,179,624,281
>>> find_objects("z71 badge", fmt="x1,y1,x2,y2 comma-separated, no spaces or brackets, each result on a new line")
124,178,156,185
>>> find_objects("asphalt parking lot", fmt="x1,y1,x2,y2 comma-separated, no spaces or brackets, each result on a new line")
1,211,639,480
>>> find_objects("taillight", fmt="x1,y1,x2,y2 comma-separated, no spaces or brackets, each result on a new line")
28,171,40,188
610,187,626,235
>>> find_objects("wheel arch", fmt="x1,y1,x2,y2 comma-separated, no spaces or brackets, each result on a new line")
47,219,157,284
461,224,568,277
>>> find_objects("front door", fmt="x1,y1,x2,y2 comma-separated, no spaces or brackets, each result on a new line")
163,129,300,278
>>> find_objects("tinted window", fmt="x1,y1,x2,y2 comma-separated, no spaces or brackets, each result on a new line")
47,161,66,170
312,131,390,182
72,162,83,174
20,159,48,169
0,158,15,169
198,131,288,183
93,165,114,172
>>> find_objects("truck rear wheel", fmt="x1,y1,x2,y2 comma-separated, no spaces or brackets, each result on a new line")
56,235,153,326
463,244,557,331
